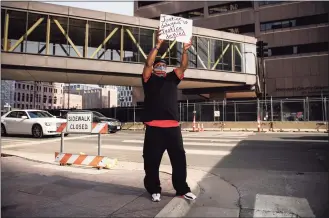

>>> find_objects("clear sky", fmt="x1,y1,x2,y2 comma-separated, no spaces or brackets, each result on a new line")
47,1,134,16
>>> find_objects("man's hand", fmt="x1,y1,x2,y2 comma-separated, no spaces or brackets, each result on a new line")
156,27,164,48
183,37,192,52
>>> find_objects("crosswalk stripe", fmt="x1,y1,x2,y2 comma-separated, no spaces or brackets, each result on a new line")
98,145,232,156
122,139,240,147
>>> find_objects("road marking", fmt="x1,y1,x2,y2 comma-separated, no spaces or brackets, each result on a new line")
98,145,232,156
122,139,240,147
1,135,98,149
254,194,315,218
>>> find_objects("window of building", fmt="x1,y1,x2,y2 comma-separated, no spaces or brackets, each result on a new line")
22,93,25,102
15,83,17,88
48,97,52,104
17,104,21,108
14,93,16,101
172,7,204,19
208,1,252,16
49,88,52,93
27,85,29,90
31,85,33,90
268,42,328,56
30,94,33,102
18,84,21,89
17,93,21,101
138,1,162,8
54,89,57,93
259,1,284,6
44,87,47,92
26,94,29,102
54,96,57,104
260,13,328,31
218,23,255,34
26,104,29,109
43,95,47,103
22,84,25,89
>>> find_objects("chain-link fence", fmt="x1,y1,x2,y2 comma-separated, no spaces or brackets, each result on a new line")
48,97,328,123
81,97,328,123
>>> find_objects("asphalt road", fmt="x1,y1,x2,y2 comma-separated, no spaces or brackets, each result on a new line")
2,130,329,217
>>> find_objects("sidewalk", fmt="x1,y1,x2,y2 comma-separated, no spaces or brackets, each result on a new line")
2,156,175,217
1,150,240,218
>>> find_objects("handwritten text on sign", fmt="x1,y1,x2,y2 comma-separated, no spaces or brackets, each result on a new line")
66,112,93,133
159,14,193,43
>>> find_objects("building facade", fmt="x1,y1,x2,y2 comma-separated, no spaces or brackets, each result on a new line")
6,81,65,110
135,1,329,98
117,86,133,107
65,84,118,109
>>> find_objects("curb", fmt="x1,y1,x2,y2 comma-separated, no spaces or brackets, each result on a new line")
155,174,201,218
2,151,201,217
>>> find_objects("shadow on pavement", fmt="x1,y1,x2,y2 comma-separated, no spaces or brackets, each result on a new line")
279,135,329,141
1,156,174,218
198,134,329,218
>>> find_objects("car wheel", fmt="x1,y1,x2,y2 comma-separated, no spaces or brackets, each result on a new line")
1,124,7,136
64,133,69,137
32,124,43,138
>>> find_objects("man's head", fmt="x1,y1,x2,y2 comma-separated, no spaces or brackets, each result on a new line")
153,58,167,77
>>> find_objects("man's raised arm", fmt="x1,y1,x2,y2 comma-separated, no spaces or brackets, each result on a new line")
142,28,163,83
174,38,192,80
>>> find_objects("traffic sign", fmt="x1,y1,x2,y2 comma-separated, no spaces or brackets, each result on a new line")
214,111,220,117
66,112,93,133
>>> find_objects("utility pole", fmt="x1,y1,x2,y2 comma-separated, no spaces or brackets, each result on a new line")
256,40,268,113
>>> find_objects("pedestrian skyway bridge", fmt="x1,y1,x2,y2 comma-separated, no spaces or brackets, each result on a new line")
1,1,258,95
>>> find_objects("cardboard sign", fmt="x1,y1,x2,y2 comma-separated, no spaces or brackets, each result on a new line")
159,14,193,43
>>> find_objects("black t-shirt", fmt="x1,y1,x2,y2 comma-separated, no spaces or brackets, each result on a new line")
141,71,181,122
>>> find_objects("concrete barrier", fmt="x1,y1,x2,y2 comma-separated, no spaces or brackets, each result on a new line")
122,121,328,132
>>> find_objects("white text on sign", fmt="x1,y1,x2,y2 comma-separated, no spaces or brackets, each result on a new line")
159,14,193,43
67,113,92,133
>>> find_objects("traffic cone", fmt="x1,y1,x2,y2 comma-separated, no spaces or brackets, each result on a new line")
200,123,204,132
257,116,261,132
192,114,196,132
197,123,200,132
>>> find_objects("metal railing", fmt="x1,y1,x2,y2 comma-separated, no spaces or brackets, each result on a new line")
82,97,328,123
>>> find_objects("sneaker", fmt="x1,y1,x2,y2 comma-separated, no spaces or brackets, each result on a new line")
151,193,161,202
183,192,197,200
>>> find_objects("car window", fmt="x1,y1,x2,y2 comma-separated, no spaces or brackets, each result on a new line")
27,111,54,118
93,111,105,117
17,111,28,118
6,111,18,118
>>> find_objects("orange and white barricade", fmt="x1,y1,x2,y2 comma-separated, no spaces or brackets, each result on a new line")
55,122,117,169
55,152,117,169
56,122,108,134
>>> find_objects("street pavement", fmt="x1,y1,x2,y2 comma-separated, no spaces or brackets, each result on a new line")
1,156,175,217
1,130,329,217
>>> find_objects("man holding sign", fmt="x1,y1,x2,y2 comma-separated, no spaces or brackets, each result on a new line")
141,24,196,202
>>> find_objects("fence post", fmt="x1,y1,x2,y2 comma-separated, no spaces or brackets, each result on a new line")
186,99,189,122
303,98,306,121
179,102,181,122
280,100,283,121
223,99,225,122
199,104,202,122
270,96,273,122
194,103,196,121
213,100,215,122
257,98,260,121
234,101,236,122
133,104,136,131
324,97,329,126
306,96,309,121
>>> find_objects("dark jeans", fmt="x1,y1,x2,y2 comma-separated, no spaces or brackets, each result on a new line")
143,125,191,196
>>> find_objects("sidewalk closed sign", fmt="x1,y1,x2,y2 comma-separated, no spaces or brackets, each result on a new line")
67,112,93,133
214,111,220,117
